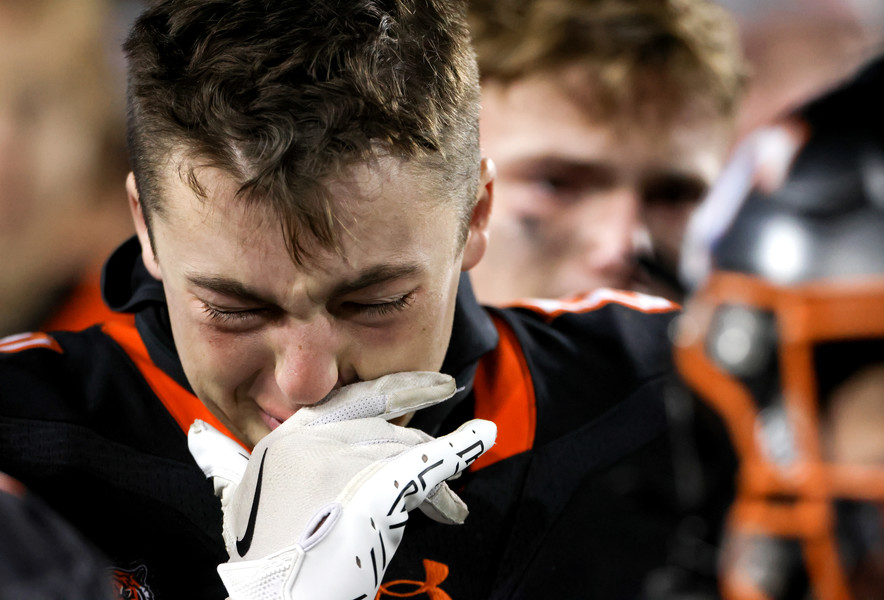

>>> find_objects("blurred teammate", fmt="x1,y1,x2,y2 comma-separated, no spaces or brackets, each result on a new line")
0,0,134,336
674,52,884,599
467,0,745,303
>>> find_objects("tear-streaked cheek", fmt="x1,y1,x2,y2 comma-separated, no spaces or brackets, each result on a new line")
349,296,452,380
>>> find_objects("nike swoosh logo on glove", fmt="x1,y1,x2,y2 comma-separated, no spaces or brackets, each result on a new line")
236,449,268,557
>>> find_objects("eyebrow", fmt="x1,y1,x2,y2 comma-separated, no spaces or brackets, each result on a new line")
329,263,424,297
186,262,424,305
186,274,272,305
511,156,618,187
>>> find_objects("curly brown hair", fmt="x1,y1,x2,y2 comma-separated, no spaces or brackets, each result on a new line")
124,0,481,263
469,0,745,121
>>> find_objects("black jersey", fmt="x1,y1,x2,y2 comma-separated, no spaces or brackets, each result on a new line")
0,237,683,599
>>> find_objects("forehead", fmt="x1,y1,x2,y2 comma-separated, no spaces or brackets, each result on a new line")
155,152,457,268
481,70,733,179
166,150,446,212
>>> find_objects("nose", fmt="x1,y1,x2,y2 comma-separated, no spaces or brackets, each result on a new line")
585,188,648,281
272,316,342,413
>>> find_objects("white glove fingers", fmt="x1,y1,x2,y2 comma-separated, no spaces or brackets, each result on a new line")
373,418,497,517
289,371,456,427
278,432,483,600
419,482,469,524
187,419,251,487
376,372,458,420
433,417,498,479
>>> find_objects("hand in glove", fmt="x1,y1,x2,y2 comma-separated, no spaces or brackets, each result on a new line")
188,371,496,600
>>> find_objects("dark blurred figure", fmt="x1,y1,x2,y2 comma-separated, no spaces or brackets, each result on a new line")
0,471,114,600
0,0,135,336
671,52,884,599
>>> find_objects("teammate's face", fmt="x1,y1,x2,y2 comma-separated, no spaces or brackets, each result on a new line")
471,72,733,304
128,156,491,448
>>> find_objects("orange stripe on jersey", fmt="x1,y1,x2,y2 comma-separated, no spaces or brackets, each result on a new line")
40,269,135,332
0,332,63,354
507,288,679,322
471,312,536,471
102,320,247,450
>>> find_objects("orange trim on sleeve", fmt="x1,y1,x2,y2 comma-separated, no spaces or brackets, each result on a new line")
0,332,63,354
470,312,536,471
102,320,247,450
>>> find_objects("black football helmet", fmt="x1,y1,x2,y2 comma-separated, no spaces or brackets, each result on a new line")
674,53,884,600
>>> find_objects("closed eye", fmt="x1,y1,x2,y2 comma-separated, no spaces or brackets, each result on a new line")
339,291,416,317
200,303,268,324
198,290,417,325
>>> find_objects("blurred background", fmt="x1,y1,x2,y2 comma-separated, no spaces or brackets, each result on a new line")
717,0,884,142
0,0,141,336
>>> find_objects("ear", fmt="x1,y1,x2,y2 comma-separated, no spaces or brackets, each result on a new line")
127,172,162,281
460,158,495,272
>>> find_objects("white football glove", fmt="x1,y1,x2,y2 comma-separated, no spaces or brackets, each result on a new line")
188,371,496,600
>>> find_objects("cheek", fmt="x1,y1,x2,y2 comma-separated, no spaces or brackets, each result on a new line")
519,206,591,261
349,286,456,380
165,293,265,394
190,329,256,380
644,203,697,251
492,172,563,221
493,184,578,250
